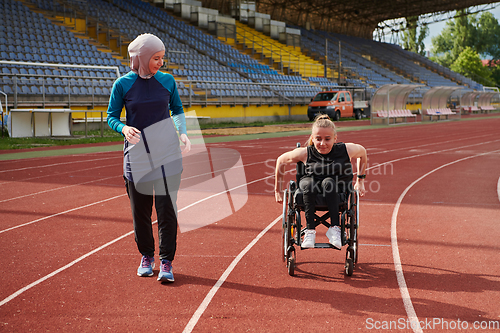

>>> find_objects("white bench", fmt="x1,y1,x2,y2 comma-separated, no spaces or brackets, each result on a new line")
479,105,497,113
7,109,72,138
376,109,416,124
424,108,458,121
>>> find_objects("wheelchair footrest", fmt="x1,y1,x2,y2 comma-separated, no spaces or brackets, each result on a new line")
301,242,341,250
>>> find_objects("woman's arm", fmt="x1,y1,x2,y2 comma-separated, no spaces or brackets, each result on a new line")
346,143,367,196
170,80,191,153
107,80,142,144
275,147,307,203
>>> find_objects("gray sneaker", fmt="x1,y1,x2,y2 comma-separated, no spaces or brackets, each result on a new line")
137,255,155,277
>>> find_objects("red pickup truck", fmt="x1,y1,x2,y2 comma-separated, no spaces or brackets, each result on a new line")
307,90,368,121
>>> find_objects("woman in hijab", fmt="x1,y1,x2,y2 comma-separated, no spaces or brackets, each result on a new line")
107,33,191,283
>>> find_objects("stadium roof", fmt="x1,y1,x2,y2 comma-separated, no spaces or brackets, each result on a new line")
202,0,500,38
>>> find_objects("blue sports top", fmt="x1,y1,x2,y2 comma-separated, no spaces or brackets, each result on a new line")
107,70,186,135
107,71,186,182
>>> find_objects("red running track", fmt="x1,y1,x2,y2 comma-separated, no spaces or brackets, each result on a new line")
1,118,500,332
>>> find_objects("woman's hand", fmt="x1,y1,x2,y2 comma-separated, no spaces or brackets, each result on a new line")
122,125,141,144
179,133,191,154
275,190,283,203
354,179,366,196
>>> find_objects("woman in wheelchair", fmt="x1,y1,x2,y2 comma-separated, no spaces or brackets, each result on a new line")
275,114,367,249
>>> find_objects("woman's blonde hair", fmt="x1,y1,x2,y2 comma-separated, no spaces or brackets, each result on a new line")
307,114,337,146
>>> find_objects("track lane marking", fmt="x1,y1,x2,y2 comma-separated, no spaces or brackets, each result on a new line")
497,177,500,203
2,135,499,326
391,148,500,333
0,172,277,307
182,215,281,333
0,156,118,173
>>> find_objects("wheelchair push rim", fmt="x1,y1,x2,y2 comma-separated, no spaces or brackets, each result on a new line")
345,190,359,275
281,188,288,262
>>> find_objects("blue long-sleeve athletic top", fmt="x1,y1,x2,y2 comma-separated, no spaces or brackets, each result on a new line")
107,71,186,135
107,71,186,182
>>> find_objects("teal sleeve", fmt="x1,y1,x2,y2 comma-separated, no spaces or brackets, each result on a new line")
170,81,187,135
107,80,125,135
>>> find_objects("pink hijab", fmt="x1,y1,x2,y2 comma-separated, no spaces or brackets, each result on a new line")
128,33,165,79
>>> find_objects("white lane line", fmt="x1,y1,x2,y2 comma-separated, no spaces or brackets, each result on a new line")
0,172,278,306
497,177,500,203
182,215,281,333
0,229,134,307
368,132,495,156
0,175,118,204
0,162,121,186
0,194,126,235
0,156,118,173
391,148,500,333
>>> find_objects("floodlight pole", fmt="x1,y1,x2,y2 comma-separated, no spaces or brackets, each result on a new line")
324,38,328,78
338,41,341,83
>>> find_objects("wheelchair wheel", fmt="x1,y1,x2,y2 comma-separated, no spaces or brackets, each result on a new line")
345,191,359,276
287,247,296,276
281,189,289,262
353,191,359,264
345,256,354,276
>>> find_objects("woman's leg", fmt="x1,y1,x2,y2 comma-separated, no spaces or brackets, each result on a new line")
299,176,318,230
126,178,155,257
154,172,182,261
322,177,340,227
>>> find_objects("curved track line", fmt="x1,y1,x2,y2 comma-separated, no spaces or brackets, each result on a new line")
497,177,500,203
182,215,281,333
391,148,500,333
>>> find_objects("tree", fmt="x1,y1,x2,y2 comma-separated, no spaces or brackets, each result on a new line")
450,47,492,83
430,9,479,66
430,10,500,62
400,16,429,55
477,12,500,60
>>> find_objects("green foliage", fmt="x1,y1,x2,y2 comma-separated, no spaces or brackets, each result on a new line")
450,47,492,82
400,16,429,55
430,9,500,87
477,12,500,60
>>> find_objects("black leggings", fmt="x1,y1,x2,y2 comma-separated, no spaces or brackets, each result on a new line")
125,173,181,261
299,176,341,230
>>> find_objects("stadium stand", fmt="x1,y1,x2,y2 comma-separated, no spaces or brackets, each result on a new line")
0,0,492,132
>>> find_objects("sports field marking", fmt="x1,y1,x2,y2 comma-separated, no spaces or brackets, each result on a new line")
0,162,121,186
0,175,118,204
0,194,126,235
182,215,281,333
368,132,495,156
0,156,118,173
0,155,272,234
0,172,278,307
2,137,499,320
497,177,500,203
391,148,500,333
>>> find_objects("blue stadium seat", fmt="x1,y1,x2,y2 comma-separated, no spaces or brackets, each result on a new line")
2,85,13,94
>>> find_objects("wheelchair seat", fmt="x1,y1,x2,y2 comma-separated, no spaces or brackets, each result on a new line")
293,187,348,212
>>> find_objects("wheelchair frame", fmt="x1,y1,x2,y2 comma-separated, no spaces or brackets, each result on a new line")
281,166,359,276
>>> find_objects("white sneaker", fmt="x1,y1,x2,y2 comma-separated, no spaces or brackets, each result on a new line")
302,229,316,248
326,226,342,248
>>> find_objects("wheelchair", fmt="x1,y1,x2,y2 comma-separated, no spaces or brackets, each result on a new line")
281,157,359,277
